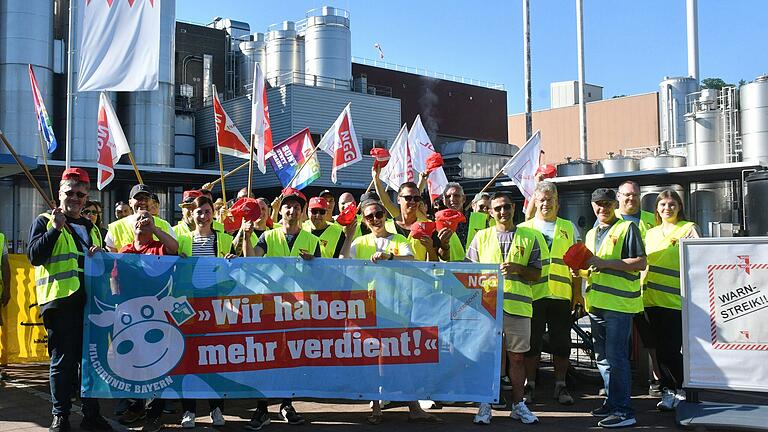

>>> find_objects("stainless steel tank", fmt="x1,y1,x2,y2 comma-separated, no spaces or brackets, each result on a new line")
685,89,724,166
745,170,768,236
691,181,738,237
659,76,699,150
559,191,596,235
238,33,265,96
638,154,686,170
264,21,304,86
0,0,54,158
122,0,175,166
304,6,351,88
599,153,639,174
740,75,768,164
556,158,597,177
174,114,195,169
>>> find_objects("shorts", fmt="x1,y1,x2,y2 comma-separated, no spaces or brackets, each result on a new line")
633,311,657,349
526,298,572,358
503,313,531,353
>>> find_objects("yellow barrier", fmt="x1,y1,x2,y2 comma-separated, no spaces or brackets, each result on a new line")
0,254,49,363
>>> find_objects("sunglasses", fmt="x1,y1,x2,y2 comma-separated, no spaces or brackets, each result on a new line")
310,209,326,215
363,210,385,221
81,210,99,216
399,195,423,203
64,191,87,199
493,203,512,213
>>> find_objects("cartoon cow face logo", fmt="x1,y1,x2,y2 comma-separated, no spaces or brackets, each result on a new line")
89,277,186,382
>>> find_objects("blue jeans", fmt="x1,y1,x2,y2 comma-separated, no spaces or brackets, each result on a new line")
590,308,634,417
43,306,101,418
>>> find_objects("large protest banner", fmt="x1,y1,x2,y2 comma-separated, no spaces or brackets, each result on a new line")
82,254,502,401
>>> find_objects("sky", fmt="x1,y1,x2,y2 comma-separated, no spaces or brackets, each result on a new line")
177,0,768,115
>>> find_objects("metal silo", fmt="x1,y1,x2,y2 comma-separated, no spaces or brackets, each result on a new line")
174,114,195,169
238,33,265,96
0,0,54,158
264,21,304,86
740,75,768,164
684,89,724,166
122,0,175,167
304,6,351,88
659,76,699,150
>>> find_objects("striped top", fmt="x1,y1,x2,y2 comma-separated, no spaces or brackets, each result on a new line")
191,234,216,257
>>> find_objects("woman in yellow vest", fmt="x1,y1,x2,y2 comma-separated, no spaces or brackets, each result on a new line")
642,189,699,412
339,200,442,424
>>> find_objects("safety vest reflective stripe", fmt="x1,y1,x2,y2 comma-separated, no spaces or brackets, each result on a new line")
47,253,80,264
550,274,572,286
642,221,693,310
504,292,532,303
645,281,679,295
35,269,81,287
584,219,643,313
648,265,679,278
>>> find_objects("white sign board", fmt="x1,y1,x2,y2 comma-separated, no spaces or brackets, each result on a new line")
681,237,768,393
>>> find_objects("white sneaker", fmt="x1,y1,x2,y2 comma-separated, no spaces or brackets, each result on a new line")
473,403,492,425
181,411,195,429
210,407,225,426
676,389,687,403
657,388,679,411
510,401,539,424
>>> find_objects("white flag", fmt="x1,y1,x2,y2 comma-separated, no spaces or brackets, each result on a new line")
501,131,541,200
96,92,131,190
380,124,413,191
77,0,161,91
250,63,273,173
317,103,363,183
408,115,448,199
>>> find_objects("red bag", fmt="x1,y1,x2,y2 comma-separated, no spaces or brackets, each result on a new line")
370,148,390,170
563,242,594,271
410,221,436,240
435,209,466,232
425,153,444,173
536,164,557,179
335,202,358,226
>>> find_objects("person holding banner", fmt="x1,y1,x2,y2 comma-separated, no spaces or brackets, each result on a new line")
642,189,699,412
27,168,112,432
582,188,646,428
339,199,443,424
302,197,346,258
518,181,582,406
105,184,175,252
466,192,541,425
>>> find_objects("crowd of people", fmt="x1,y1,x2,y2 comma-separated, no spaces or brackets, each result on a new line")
0,164,699,431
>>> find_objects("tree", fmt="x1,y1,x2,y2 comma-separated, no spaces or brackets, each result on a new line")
701,77,735,90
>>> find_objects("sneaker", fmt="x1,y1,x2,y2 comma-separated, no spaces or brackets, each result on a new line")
180,411,195,429
523,384,535,404
649,379,662,397
80,415,113,431
598,414,637,428
554,382,575,405
676,390,687,404
118,407,146,425
591,404,611,417
210,407,225,426
141,417,164,432
510,401,539,424
279,404,305,425
656,388,679,411
500,375,513,391
598,387,607,397
473,403,492,425
49,415,70,432
245,410,270,431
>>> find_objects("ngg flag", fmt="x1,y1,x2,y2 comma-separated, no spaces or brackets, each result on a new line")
212,85,251,160
82,254,503,401
268,128,320,190
96,92,131,190
317,103,362,183
77,0,161,91
28,65,57,153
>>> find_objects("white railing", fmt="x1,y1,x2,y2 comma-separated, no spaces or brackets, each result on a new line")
352,56,505,91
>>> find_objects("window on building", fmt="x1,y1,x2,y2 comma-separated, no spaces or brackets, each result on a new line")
198,146,216,165
311,133,322,145
362,138,388,154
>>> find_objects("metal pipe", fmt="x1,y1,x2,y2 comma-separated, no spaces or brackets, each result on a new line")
64,0,74,169
686,0,699,81
523,0,532,141
576,0,587,159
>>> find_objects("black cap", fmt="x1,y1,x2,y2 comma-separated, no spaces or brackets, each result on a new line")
150,193,160,203
318,189,333,199
591,188,617,202
130,184,153,199
359,191,380,203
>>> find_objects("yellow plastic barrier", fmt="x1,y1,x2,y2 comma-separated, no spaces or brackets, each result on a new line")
0,254,49,363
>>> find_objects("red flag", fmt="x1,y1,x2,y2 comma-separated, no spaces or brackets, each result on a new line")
212,84,250,159
251,63,273,173
317,103,362,183
96,92,130,190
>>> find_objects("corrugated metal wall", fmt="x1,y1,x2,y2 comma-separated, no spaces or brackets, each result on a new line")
196,84,401,193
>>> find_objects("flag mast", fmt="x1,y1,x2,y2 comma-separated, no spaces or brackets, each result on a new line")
212,84,228,205
64,0,75,169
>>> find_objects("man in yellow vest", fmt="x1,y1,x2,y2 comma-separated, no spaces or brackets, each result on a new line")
243,188,318,429
302,197,345,258
105,184,174,252
173,190,203,237
519,181,583,406
318,189,336,224
466,192,541,425
28,168,111,432
583,188,646,428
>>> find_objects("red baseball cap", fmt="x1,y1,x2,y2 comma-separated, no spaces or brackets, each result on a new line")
309,197,329,210
281,187,307,207
180,189,203,206
61,168,90,184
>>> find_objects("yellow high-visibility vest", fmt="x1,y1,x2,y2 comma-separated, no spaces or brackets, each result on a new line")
108,215,173,251
302,221,344,258
519,217,576,301
263,228,319,257
642,221,695,310
177,231,234,258
352,233,411,260
615,209,656,239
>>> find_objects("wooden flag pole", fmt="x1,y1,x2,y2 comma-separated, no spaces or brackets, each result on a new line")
202,160,249,190
35,131,54,201
1,130,56,209
246,133,255,199
364,179,374,194
464,168,506,211
216,146,228,205
126,152,144,185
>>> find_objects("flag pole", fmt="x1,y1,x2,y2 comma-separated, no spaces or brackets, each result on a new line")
126,152,144,184
1,131,56,209
283,140,322,190
246,133,255,198
36,131,55,201
64,0,75,169
202,160,249,190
